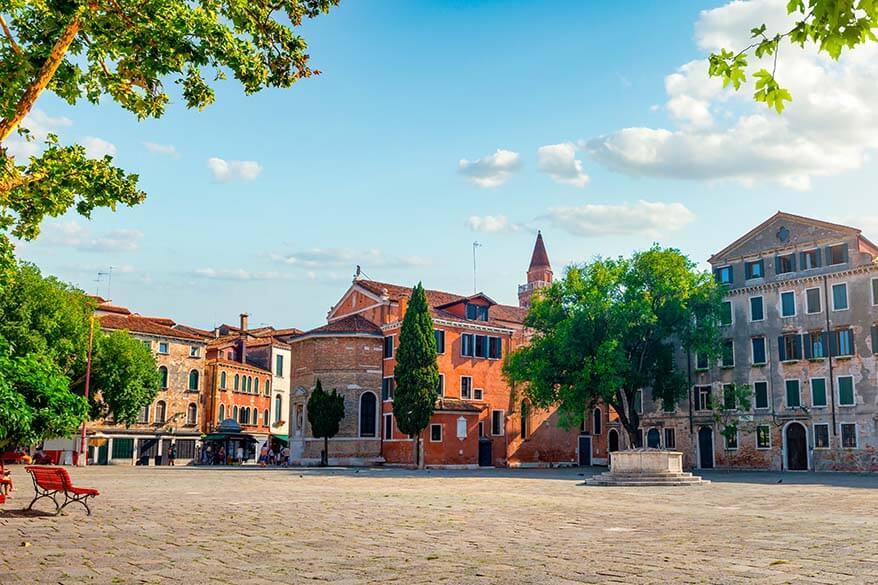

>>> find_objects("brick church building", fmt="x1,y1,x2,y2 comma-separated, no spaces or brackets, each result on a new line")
285,233,605,467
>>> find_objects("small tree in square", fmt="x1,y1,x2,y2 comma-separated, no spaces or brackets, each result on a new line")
307,379,344,466
393,283,440,468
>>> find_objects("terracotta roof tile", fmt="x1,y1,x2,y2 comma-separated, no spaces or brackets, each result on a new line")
96,303,131,315
528,231,551,270
209,358,272,375
435,398,483,412
298,314,383,338
99,314,203,341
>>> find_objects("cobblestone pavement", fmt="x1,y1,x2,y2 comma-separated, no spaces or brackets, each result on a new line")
1,466,877,584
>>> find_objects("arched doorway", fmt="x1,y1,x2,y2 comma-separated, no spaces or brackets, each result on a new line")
359,392,377,437
646,428,661,449
698,426,714,469
608,429,619,453
785,422,808,471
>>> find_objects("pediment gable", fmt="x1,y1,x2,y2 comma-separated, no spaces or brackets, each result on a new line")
709,212,860,264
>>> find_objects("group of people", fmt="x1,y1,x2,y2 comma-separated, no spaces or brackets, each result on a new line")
258,443,290,467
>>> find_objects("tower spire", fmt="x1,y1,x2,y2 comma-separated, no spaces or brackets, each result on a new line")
518,231,553,308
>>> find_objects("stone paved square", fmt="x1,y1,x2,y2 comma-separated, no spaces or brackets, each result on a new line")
1,466,877,584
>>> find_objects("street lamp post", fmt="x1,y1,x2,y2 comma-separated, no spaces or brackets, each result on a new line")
78,316,95,467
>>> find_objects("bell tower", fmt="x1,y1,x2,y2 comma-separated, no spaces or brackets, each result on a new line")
518,231,553,308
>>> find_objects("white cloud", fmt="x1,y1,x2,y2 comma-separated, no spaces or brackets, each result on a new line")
6,109,73,160
143,142,178,157
544,201,695,237
537,143,590,188
82,136,117,158
458,149,521,188
193,268,287,281
40,220,143,253
466,215,521,233
271,248,431,269
585,0,878,190
207,157,263,182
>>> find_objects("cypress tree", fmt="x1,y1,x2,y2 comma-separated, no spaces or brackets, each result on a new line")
393,283,440,468
307,379,345,466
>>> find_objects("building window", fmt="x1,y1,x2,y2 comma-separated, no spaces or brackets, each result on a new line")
780,291,796,317
491,410,504,436
382,377,394,401
754,381,769,409
722,384,736,410
233,405,238,421
720,301,733,326
158,341,169,354
664,428,676,449
155,401,167,423
488,336,502,359
359,392,377,437
800,249,821,270
749,296,764,322
633,389,643,414
219,404,225,421
159,366,168,389
434,330,445,354
189,345,200,357
274,394,282,423
805,287,822,314
254,378,260,394
263,409,269,426
474,335,487,358
872,278,878,306
220,371,227,389
776,254,795,274
806,331,827,359
383,336,393,359
275,354,284,377
695,385,711,411
832,328,854,357
714,265,733,284
139,405,150,423
592,408,602,436
430,423,443,442
478,421,485,438
473,388,483,400
827,243,847,265
142,340,151,350
756,425,771,449
778,333,802,362
837,376,855,406
466,303,489,321
456,417,467,439
461,376,472,400
437,374,444,397
383,413,393,440
721,339,734,367
187,403,197,425
831,282,848,311
695,352,708,370
520,401,530,439
265,379,270,395
810,378,827,407
751,337,766,365
188,370,199,391
461,334,474,357
840,423,857,448
744,259,763,280
724,429,738,450
785,379,801,408
814,424,830,449
234,374,240,390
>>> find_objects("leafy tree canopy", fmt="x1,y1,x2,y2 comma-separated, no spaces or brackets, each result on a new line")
307,379,345,465
708,0,878,112
392,283,439,466
89,330,161,425
503,246,724,445
0,0,339,279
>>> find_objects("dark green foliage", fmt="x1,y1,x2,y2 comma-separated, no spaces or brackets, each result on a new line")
503,246,724,446
307,379,345,466
89,330,161,426
392,283,439,466
708,1,878,112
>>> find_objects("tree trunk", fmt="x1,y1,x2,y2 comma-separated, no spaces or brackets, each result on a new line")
322,436,328,466
417,430,425,470
0,15,81,143
412,432,420,469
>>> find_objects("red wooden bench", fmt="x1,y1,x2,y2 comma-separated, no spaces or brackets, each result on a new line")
25,466,100,515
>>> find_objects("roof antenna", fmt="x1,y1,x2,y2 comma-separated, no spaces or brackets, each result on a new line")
472,241,482,293
98,266,114,302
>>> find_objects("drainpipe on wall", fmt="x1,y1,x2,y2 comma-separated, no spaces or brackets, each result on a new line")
822,275,838,435
239,313,249,364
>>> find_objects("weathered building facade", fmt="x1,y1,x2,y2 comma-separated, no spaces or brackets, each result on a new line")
642,212,878,472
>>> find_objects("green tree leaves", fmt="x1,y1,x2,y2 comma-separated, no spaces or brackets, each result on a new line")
89,330,161,426
306,379,345,466
708,0,878,112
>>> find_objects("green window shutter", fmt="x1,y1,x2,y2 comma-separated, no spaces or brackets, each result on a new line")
802,334,812,360
814,248,822,267
872,325,878,355
777,336,786,361
786,380,800,407
792,334,802,360
754,382,769,409
811,378,827,407
774,256,782,274
838,377,854,405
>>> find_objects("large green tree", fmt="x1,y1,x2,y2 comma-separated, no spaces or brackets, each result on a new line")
0,262,161,446
708,0,878,112
503,246,724,447
307,379,344,466
392,283,439,468
0,0,339,279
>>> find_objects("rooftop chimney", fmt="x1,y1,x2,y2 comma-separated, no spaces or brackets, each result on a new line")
239,313,249,363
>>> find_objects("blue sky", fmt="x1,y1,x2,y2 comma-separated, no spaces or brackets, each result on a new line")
14,0,878,330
